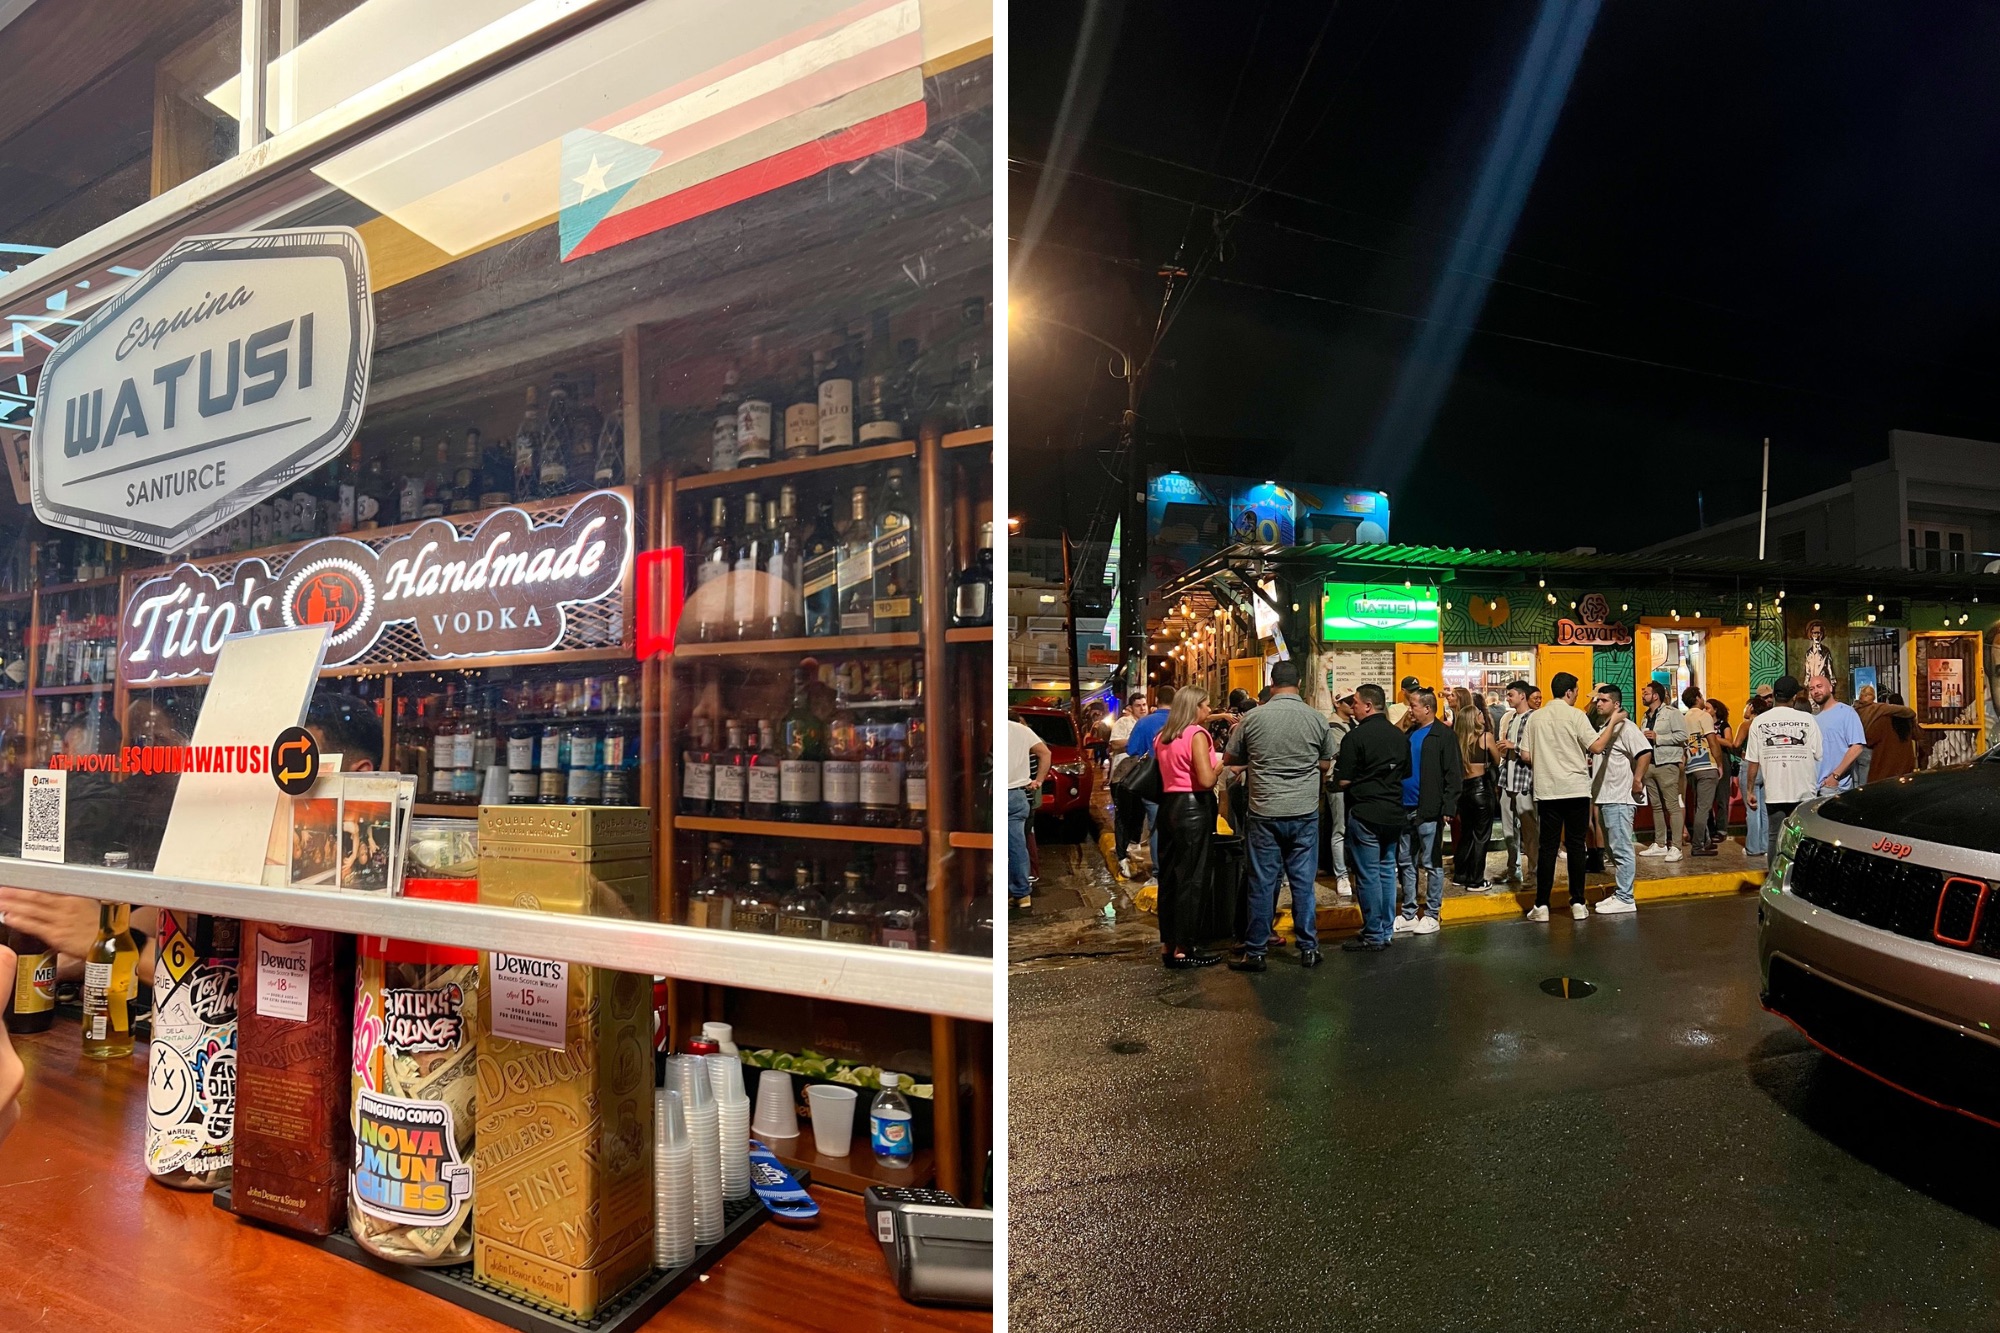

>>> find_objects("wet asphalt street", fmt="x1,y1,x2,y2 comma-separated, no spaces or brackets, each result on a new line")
1008,893,2000,1332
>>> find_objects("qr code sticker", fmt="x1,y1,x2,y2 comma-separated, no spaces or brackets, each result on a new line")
22,769,65,862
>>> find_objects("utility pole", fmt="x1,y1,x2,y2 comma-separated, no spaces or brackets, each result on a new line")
1119,262,1188,702
1060,526,1084,743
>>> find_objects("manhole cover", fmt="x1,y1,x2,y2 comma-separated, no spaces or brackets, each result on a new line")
1539,976,1598,999
1108,1039,1149,1055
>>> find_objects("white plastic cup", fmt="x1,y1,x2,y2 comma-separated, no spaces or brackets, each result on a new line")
805,1083,859,1157
705,1053,748,1104
750,1068,799,1139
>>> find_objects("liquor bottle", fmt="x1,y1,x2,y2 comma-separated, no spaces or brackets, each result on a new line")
399,436,426,523
783,353,820,459
357,454,390,531
472,683,499,775
539,379,573,495
856,309,902,445
507,708,540,805
537,705,567,804
801,500,841,638
711,365,742,472
592,401,624,488
779,665,827,821
735,335,774,467
451,687,483,804
81,901,139,1059
679,717,715,816
713,719,748,818
745,720,781,821
730,491,766,642
951,520,995,627
334,439,360,534
686,841,733,929
691,496,732,644
871,465,918,633
763,484,804,638
776,865,828,940
568,379,603,490
428,685,460,804
600,676,638,805
5,925,55,1034
837,486,874,634
513,386,542,501
877,852,927,950
904,711,928,830
392,698,429,793
816,329,854,453
826,870,876,946
451,428,480,513
566,710,602,805
824,703,860,825
730,860,779,934
859,722,906,827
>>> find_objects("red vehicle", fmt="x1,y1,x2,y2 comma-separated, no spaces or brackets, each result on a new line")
1013,706,1094,832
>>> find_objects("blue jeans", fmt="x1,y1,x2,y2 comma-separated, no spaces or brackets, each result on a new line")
1348,816,1402,945
1599,802,1636,903
1396,816,1444,919
1743,774,1768,855
1008,788,1032,898
1245,812,1320,955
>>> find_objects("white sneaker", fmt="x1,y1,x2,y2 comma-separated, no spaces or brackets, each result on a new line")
1595,896,1637,915
1524,905,1550,922
1335,878,1353,898
1663,848,1684,863
1409,915,1441,935
1118,858,1134,880
1570,902,1590,920
1639,844,1669,858
1393,915,1416,933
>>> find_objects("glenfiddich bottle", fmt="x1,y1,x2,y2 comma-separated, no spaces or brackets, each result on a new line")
859,722,906,828
816,329,855,453
779,665,827,821
783,353,820,459
735,335,775,466
824,703,861,824
4,925,54,1034
801,501,841,637
904,711,928,829
870,465,918,633
837,486,874,635
512,386,542,501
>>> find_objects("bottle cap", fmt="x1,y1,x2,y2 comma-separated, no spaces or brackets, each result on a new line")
879,1071,901,1091
702,1021,733,1045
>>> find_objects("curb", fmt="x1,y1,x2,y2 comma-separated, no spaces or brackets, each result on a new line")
1309,866,1765,936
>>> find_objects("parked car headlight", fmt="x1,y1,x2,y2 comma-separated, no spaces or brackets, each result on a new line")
1052,762,1085,776
1770,812,1805,888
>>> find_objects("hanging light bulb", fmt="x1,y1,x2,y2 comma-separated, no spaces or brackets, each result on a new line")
1620,603,1628,612
1813,602,1820,611
1746,601,1754,611
1538,578,1546,588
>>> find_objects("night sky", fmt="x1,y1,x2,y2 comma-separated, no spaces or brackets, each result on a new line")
1009,0,2000,553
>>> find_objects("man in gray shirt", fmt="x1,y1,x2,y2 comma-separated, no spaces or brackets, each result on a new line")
1225,660,1337,972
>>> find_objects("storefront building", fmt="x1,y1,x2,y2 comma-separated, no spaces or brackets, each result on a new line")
1160,542,1999,764
0,2,994,1327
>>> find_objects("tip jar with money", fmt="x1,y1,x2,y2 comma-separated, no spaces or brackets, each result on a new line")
350,876,483,1266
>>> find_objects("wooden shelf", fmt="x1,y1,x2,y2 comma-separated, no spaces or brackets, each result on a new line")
673,439,917,492
32,683,113,697
411,802,480,819
769,1137,935,1193
35,577,122,596
673,815,923,845
947,832,992,850
0,590,31,605
941,426,992,450
676,632,919,658
0,689,24,701
944,625,993,643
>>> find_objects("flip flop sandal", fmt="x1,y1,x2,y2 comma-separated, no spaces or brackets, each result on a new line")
749,1140,820,1223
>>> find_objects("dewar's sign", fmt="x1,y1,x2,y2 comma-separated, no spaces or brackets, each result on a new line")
118,491,632,683
30,228,372,552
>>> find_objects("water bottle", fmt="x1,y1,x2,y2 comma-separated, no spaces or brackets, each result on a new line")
870,1072,915,1167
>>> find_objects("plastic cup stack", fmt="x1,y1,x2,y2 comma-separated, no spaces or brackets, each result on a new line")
670,1056,724,1243
706,1054,751,1202
653,1088,694,1268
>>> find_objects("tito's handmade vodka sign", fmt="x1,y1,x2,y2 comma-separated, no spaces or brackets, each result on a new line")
29,228,372,552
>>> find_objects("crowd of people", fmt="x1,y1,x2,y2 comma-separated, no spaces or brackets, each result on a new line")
1081,663,1914,968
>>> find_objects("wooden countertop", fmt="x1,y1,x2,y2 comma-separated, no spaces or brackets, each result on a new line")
0,1023,991,1333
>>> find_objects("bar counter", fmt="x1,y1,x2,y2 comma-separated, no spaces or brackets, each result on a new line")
0,1023,989,1333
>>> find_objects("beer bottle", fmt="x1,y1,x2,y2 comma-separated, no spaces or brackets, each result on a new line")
4,925,55,1034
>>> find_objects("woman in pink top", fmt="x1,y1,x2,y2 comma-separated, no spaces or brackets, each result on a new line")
1155,685,1222,968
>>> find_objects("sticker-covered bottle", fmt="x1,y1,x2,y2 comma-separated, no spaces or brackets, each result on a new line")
146,912,240,1191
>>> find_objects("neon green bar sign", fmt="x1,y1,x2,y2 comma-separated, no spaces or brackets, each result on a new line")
1321,581,1439,643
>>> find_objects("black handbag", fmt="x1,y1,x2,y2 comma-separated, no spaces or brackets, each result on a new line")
1112,747,1164,805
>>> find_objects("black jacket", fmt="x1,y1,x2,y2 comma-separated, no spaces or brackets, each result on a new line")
1410,722,1464,823
1336,713,1411,828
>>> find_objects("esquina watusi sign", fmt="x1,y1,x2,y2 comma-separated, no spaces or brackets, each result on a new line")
118,490,631,684
29,227,372,552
